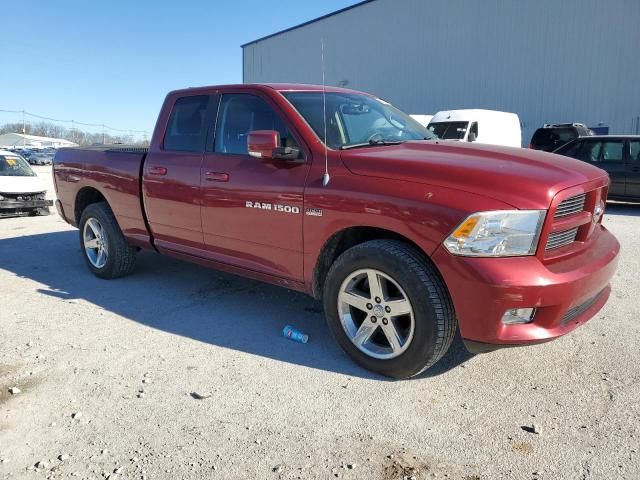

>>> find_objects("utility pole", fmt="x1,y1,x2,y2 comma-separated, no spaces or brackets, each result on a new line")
22,110,26,146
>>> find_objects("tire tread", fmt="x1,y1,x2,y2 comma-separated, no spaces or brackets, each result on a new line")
79,202,137,279
325,239,457,378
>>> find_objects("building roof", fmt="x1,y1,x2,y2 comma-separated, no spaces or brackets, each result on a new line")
241,0,377,47
0,132,78,148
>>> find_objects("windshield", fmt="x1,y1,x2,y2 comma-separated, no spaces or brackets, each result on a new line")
0,154,36,177
283,92,435,149
427,121,469,140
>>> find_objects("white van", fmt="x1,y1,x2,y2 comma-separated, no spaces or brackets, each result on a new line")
427,109,522,148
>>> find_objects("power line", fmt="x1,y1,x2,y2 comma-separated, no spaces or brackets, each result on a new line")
0,108,149,135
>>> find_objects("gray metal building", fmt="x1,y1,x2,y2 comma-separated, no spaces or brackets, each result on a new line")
242,0,640,145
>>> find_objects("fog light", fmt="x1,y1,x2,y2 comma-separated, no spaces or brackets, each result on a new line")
502,308,536,325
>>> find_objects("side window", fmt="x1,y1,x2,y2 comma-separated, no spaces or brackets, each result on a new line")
163,95,212,152
214,94,299,155
575,141,602,162
469,121,478,140
630,141,640,162
600,141,624,163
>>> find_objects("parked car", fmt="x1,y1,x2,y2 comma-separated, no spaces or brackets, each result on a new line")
53,84,619,379
553,135,640,201
29,151,55,165
16,149,35,164
530,123,594,151
0,149,53,217
427,109,521,148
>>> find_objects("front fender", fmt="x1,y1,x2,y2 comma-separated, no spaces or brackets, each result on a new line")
302,173,513,290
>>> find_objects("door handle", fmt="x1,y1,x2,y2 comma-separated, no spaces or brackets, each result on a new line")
205,171,230,182
148,166,167,176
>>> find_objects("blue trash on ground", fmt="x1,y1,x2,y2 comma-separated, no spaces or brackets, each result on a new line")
283,325,309,343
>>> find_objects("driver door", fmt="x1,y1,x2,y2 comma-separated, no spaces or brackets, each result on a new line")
200,92,310,280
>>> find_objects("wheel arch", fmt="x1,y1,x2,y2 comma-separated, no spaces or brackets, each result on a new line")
74,187,108,225
312,226,439,300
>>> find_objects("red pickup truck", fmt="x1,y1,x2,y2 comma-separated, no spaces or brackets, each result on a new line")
53,84,619,378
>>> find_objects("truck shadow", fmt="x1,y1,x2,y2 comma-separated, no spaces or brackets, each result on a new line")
0,230,472,380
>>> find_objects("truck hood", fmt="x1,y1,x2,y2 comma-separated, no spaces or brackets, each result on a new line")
340,141,608,209
0,175,47,195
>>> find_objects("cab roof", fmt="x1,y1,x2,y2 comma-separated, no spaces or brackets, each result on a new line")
167,83,366,97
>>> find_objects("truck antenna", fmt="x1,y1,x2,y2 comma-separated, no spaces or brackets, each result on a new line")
321,38,330,187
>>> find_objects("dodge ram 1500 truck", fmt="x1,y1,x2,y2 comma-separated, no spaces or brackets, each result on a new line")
53,84,620,378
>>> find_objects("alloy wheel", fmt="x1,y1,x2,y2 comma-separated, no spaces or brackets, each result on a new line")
337,268,415,360
83,217,108,269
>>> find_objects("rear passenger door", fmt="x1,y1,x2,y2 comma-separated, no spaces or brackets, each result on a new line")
143,94,216,254
626,140,640,199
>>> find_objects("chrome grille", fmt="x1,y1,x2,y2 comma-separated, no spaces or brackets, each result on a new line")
561,290,604,325
546,227,579,250
554,193,586,218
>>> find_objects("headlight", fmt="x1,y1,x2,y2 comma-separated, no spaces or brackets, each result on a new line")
444,210,546,257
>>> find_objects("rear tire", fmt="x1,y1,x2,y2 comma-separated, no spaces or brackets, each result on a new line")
323,240,456,379
79,202,137,279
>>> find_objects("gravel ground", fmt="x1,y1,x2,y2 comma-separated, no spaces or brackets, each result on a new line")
0,166,639,479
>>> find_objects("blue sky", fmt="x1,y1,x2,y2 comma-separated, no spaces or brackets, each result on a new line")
0,0,358,139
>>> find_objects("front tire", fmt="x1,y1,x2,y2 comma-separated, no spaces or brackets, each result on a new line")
323,240,456,379
79,202,137,279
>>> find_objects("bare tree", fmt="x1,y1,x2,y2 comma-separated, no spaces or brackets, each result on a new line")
0,121,147,146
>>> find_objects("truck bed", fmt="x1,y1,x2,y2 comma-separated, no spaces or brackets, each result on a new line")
53,145,152,248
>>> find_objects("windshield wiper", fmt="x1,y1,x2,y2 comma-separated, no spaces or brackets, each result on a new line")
340,139,405,150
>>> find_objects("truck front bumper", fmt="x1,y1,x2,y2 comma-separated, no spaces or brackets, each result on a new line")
432,225,620,352
0,198,53,216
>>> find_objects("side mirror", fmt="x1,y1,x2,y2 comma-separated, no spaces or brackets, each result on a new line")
247,130,301,161
248,130,279,159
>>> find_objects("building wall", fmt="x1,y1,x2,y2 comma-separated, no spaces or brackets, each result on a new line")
243,0,640,145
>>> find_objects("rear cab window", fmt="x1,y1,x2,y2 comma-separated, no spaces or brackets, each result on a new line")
163,95,214,152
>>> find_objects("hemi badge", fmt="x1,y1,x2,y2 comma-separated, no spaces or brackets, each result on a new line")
305,208,323,217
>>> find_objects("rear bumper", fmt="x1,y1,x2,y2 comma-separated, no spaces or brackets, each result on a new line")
432,225,620,350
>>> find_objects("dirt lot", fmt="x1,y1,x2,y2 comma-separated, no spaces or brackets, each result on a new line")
1,166,639,479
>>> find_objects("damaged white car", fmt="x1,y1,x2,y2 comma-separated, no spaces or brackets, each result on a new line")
0,149,53,217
